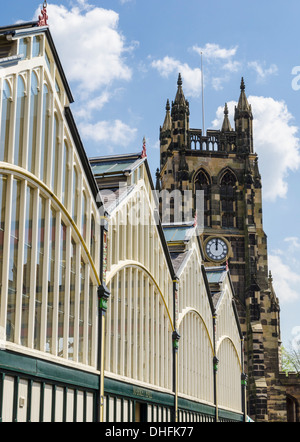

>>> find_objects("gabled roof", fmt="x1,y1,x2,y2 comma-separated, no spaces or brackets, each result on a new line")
90,153,145,178
205,266,227,285
205,265,242,338
90,151,177,280
98,185,135,213
0,21,74,103
163,224,196,243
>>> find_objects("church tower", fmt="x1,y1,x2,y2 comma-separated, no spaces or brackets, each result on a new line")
158,75,285,421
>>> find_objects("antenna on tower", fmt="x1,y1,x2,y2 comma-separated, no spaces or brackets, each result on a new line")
201,52,205,136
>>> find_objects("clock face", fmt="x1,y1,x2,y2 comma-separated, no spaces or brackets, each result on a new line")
206,238,228,261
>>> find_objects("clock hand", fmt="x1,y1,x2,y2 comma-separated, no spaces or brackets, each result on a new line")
216,238,218,250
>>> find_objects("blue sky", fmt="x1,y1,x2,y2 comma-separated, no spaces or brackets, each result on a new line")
2,0,300,351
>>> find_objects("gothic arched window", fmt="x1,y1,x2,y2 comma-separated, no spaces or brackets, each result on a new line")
220,171,236,228
195,170,211,227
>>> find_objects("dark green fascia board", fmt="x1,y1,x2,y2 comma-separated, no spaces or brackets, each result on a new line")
0,350,98,391
218,408,244,422
178,396,216,417
104,376,175,408
178,396,243,422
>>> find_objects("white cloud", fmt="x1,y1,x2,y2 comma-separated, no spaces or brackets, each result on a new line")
75,91,111,120
41,3,132,94
211,77,224,91
34,2,138,151
223,60,241,73
192,43,240,91
151,56,202,97
268,254,300,303
284,236,300,253
248,61,278,81
79,119,138,147
192,43,238,60
212,97,300,201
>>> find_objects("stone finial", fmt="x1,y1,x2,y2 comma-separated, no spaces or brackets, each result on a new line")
268,270,273,283
177,73,182,86
166,99,170,112
236,77,251,114
155,168,161,190
240,77,245,91
38,1,48,27
221,102,232,132
141,136,147,158
193,210,197,227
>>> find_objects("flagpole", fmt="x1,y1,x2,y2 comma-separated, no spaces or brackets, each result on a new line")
201,52,205,136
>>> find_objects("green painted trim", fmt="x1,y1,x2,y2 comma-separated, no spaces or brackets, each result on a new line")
0,351,99,390
178,398,243,422
104,377,175,408
218,408,244,422
0,351,243,423
178,397,216,417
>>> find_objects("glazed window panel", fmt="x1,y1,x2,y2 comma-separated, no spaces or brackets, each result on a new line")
19,38,28,59
68,239,76,360
178,312,214,404
21,185,34,346
107,267,172,389
14,76,26,167
40,84,49,182
51,114,59,193
32,36,41,57
88,281,93,366
90,214,95,262
34,194,45,350
81,191,87,241
62,140,69,208
78,259,85,362
28,71,39,173
58,222,66,357
7,179,21,342
72,166,78,224
55,79,60,97
0,80,12,162
0,175,7,311
46,207,56,353
45,50,51,72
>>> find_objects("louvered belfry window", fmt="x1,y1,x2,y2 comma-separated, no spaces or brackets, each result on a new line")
195,170,210,227
220,172,236,228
